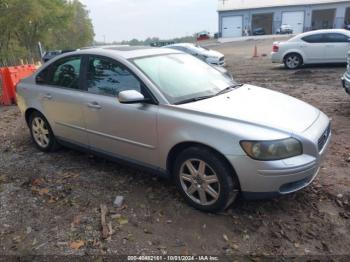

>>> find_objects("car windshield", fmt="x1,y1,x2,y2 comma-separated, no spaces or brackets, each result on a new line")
133,53,237,104
194,45,209,52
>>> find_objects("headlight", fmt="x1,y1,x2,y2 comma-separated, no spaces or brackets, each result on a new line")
240,138,302,161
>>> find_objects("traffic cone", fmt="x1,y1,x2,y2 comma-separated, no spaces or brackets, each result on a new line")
253,45,259,58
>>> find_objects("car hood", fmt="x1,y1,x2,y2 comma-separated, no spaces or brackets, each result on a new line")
177,85,320,134
202,49,224,58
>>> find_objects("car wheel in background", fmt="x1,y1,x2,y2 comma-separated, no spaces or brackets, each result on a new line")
173,146,239,212
29,111,60,152
284,53,303,69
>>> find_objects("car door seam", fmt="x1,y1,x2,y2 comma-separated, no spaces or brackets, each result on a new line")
56,121,155,149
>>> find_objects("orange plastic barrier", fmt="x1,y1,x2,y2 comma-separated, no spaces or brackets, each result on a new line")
0,65,36,106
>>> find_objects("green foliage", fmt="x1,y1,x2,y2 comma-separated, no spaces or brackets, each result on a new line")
103,35,197,47
0,0,94,65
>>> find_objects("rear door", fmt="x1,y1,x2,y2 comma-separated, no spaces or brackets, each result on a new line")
36,55,88,146
300,34,327,63
323,33,350,62
81,55,159,167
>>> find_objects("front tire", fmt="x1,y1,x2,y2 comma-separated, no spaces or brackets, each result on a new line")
284,53,303,69
29,112,59,152
173,147,239,212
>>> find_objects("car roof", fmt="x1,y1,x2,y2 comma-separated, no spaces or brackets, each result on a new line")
297,29,350,38
165,43,196,48
60,45,182,60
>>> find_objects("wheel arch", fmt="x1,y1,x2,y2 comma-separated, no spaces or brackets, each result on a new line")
166,141,241,189
25,108,44,126
283,51,305,64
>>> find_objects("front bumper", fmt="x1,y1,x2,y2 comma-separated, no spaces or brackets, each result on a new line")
227,113,331,200
341,72,350,95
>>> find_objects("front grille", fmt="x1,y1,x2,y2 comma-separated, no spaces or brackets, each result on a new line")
318,124,331,152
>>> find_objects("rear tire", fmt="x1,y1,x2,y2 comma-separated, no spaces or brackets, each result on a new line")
29,111,60,152
284,53,303,69
173,146,239,212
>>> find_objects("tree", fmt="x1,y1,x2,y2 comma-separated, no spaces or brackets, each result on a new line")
52,0,94,50
0,0,94,64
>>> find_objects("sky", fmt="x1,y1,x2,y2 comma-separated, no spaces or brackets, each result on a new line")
79,0,218,42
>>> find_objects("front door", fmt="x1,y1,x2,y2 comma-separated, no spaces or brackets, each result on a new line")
81,55,159,167
323,33,350,63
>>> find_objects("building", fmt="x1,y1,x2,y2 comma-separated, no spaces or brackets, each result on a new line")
218,0,350,38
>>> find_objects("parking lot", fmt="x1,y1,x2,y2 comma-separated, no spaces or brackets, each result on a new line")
1,38,350,257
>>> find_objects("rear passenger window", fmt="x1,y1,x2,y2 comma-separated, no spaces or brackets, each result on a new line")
302,34,324,43
36,56,81,89
87,56,147,97
324,33,349,43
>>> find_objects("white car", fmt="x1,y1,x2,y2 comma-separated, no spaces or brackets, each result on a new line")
276,24,293,34
272,29,350,69
164,43,225,66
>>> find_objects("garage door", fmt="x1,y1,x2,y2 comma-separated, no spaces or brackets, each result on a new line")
282,11,305,34
222,16,243,38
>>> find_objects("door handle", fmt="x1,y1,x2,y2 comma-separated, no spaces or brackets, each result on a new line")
43,94,52,100
87,102,102,109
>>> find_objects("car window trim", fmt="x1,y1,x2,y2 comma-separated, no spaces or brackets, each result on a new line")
324,33,349,43
82,54,159,105
36,54,85,92
302,33,325,43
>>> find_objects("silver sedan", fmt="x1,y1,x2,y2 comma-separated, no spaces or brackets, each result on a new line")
16,46,331,212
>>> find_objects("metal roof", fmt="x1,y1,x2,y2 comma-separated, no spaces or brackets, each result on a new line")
218,0,350,11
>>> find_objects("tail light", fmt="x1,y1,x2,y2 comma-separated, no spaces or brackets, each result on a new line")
273,45,279,52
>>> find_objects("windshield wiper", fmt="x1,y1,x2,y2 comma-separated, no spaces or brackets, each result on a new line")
174,95,215,105
215,84,243,96
174,84,243,105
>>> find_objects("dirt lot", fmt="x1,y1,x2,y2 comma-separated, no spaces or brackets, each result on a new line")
1,38,350,259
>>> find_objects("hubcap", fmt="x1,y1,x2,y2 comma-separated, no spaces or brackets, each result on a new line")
286,55,300,69
179,159,220,206
32,117,50,148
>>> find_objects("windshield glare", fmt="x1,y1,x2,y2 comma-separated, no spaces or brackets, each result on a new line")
133,54,236,104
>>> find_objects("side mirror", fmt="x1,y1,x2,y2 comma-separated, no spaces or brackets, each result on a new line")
118,90,146,104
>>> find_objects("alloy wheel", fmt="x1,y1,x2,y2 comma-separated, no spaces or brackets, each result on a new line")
31,117,50,148
179,159,220,206
286,55,301,69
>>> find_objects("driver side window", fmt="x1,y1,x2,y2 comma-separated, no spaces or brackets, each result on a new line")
86,56,149,98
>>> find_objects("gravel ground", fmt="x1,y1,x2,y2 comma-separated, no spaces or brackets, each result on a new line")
0,38,350,259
